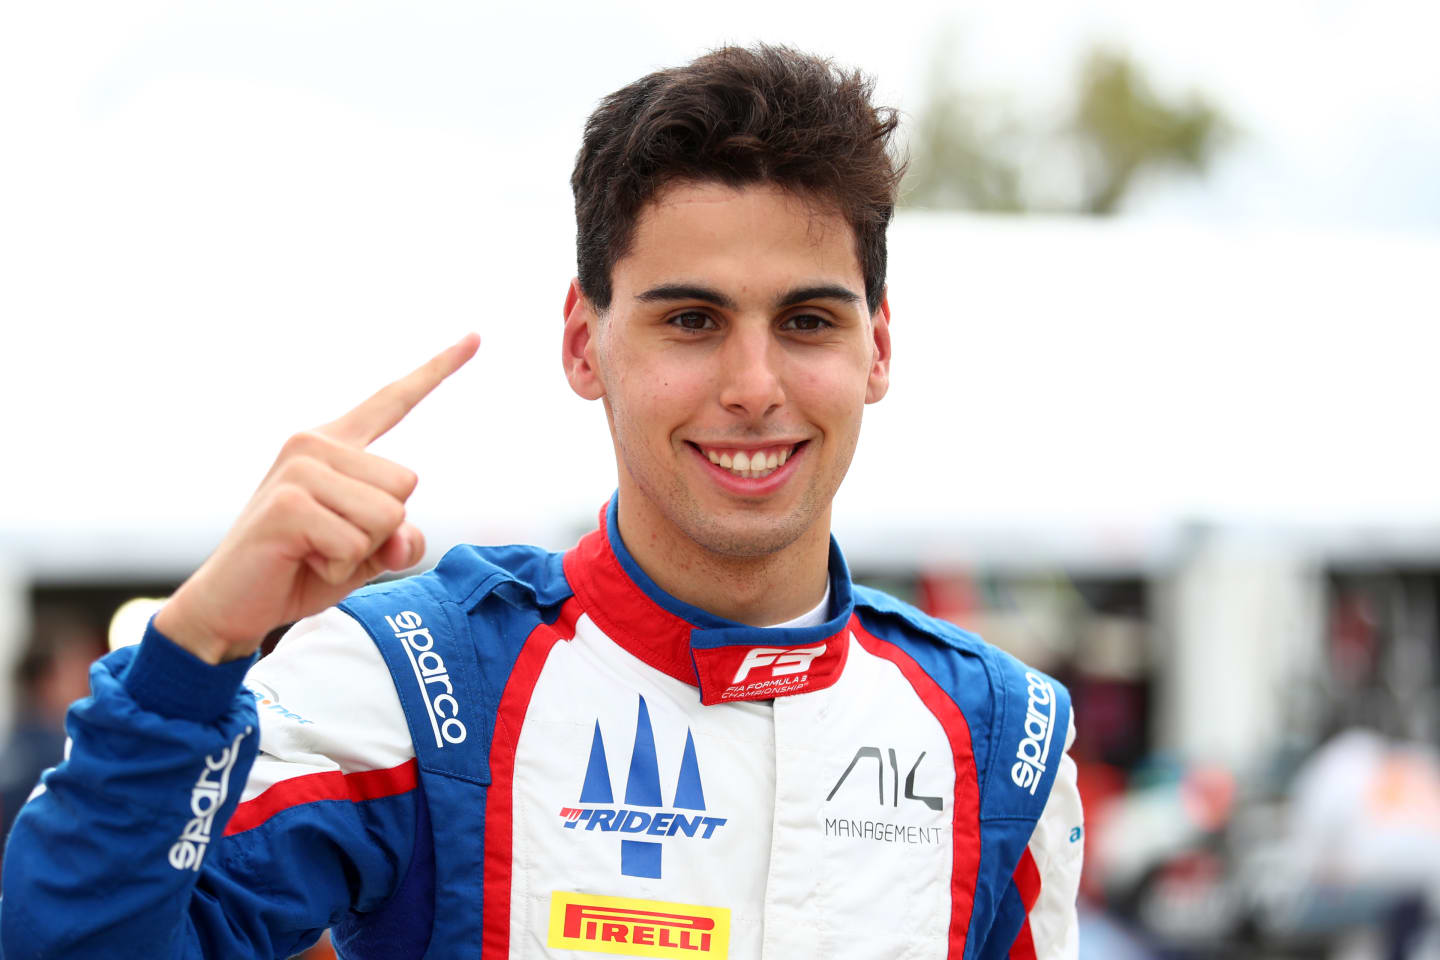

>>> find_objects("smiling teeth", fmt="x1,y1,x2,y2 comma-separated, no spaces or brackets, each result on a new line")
704,445,794,479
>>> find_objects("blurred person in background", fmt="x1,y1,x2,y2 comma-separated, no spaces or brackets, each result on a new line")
1272,729,1440,958
1,45,1082,958
0,610,105,861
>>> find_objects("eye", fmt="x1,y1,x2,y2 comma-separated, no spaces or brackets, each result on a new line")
781,312,832,332
669,311,717,331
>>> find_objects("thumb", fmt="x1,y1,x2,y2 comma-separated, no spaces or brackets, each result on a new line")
378,524,426,572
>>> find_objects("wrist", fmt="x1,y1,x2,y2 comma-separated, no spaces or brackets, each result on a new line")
153,591,256,666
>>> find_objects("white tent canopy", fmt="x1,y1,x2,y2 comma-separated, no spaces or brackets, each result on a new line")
5,212,1439,580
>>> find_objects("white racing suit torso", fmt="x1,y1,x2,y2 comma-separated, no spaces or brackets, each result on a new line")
1,498,1082,959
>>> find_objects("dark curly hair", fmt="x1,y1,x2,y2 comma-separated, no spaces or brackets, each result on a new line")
571,44,904,314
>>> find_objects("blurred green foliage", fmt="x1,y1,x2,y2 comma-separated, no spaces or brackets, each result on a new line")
904,47,1231,214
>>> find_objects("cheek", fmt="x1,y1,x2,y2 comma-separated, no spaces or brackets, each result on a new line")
630,351,709,406
792,356,871,415
607,354,704,440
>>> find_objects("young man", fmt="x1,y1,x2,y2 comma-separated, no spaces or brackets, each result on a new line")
2,46,1082,959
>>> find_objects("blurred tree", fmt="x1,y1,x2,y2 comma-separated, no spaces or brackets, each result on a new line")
904,46,1231,215
1073,50,1227,214
903,88,1026,213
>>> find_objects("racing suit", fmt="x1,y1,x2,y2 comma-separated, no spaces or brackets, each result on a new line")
1,497,1083,958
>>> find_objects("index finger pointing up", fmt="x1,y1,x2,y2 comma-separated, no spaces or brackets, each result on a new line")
322,333,481,447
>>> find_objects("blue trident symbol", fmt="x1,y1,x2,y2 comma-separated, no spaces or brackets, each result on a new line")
576,695,708,879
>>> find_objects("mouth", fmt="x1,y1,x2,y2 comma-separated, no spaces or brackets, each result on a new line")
689,441,807,480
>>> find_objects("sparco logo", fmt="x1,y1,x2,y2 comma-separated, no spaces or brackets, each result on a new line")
386,610,466,748
1010,671,1057,795
731,643,826,684
168,727,251,871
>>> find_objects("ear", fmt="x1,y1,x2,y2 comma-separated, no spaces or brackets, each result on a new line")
864,292,892,404
562,278,605,401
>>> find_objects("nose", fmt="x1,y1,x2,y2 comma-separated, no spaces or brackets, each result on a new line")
717,322,785,420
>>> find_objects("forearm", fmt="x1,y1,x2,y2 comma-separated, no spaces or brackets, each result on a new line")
1,624,258,959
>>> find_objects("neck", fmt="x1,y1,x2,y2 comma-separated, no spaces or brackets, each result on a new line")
614,493,831,627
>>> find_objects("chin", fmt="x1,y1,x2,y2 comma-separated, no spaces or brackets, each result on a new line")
677,502,817,559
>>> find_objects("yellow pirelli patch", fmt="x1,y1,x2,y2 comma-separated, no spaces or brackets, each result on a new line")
547,890,730,958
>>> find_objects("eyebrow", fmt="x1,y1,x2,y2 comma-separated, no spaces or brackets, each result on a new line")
635,284,738,310
775,285,863,309
634,282,863,311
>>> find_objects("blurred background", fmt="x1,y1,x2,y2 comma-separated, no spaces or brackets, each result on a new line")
2,2,1438,957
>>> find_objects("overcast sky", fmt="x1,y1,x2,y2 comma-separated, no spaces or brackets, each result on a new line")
2,2,1437,575
7,2,1435,225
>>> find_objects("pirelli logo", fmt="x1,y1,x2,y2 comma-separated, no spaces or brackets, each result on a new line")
547,891,730,957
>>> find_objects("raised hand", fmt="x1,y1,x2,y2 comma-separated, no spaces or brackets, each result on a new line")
154,334,480,664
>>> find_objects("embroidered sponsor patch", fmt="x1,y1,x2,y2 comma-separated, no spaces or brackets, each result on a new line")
385,609,466,747
690,635,847,704
244,681,315,726
1010,671,1057,795
168,727,251,871
562,694,727,880
821,744,948,848
826,745,944,811
547,891,730,957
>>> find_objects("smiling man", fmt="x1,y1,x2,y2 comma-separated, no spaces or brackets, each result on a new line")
2,46,1082,959
562,180,886,626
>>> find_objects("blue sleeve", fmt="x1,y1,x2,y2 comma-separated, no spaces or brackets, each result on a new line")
0,621,419,959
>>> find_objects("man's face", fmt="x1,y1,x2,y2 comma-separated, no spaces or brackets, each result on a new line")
565,181,890,560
